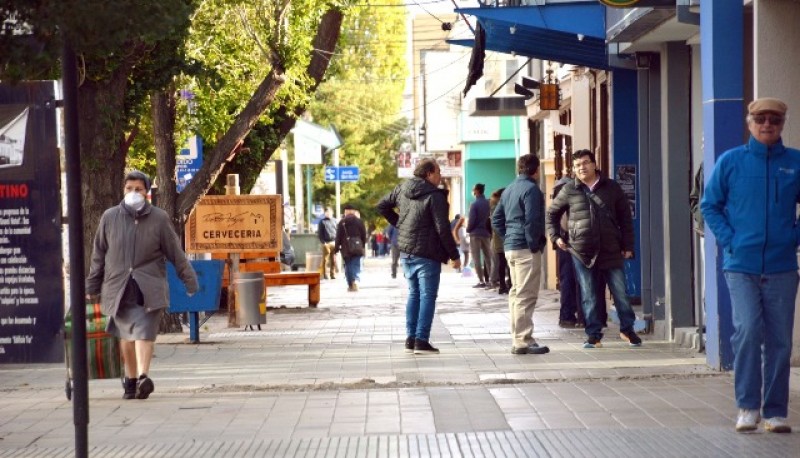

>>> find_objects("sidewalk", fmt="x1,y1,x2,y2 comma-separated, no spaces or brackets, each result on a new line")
1,256,799,457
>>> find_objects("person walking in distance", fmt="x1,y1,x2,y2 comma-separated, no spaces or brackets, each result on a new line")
491,154,549,355
546,149,640,350
386,223,400,279
316,207,337,279
334,203,367,292
86,170,198,400
377,158,461,355
467,183,493,287
702,98,800,434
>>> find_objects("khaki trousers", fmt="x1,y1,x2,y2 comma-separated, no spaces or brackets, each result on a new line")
506,249,542,349
320,242,336,278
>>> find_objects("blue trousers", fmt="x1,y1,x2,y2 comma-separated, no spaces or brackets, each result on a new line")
402,255,442,341
724,271,798,418
573,260,635,340
343,256,362,286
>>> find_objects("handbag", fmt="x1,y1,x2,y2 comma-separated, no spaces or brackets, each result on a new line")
343,222,365,257
64,301,122,380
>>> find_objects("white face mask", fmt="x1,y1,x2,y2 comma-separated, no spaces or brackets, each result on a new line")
124,191,145,210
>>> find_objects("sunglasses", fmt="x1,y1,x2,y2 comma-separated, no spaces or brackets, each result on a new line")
752,114,785,125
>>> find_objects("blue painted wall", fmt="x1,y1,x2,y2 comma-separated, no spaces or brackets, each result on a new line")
612,69,642,298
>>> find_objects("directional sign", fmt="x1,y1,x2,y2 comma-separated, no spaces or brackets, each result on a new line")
338,166,360,182
323,166,360,182
293,119,343,150
324,166,337,182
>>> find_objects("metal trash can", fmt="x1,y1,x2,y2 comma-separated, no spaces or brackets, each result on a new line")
305,252,323,273
235,272,265,326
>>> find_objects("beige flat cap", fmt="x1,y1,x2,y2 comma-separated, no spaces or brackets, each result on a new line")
748,97,788,115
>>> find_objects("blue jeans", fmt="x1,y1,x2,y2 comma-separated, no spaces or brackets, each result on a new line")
573,259,635,340
724,271,798,418
402,254,442,341
343,256,362,285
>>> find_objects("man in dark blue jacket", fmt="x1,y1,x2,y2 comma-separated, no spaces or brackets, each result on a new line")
492,154,549,355
467,183,493,287
317,207,338,279
702,97,800,434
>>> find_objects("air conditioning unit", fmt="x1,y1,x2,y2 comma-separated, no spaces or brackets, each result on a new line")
471,97,527,117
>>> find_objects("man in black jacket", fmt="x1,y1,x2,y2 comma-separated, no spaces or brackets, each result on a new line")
377,158,461,355
317,207,338,279
546,150,641,349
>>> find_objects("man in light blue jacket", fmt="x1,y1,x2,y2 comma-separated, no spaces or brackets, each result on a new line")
701,97,800,434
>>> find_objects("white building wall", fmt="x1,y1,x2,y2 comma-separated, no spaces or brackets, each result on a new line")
570,77,591,151
423,51,464,152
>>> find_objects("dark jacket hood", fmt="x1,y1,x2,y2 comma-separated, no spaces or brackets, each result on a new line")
403,177,442,200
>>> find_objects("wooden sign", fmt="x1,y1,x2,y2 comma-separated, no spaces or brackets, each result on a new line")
540,83,560,111
185,195,282,253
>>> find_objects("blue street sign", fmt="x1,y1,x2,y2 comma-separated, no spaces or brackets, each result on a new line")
324,166,360,182
338,166,360,182
324,166,337,182
176,135,203,192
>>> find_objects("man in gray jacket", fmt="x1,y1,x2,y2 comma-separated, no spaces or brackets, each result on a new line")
491,154,549,355
87,171,198,400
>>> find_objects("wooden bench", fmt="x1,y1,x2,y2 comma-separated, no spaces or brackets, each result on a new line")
263,272,320,308
212,251,320,308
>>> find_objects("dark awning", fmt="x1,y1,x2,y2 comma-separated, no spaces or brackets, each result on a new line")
451,3,610,70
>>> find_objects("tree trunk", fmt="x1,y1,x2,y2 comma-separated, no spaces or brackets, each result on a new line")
262,8,345,161
152,88,179,230
176,7,344,219
152,88,184,334
77,66,131,275
176,69,287,219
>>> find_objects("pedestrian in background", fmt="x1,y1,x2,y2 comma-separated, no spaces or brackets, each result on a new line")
335,203,367,292
547,149,639,350
377,158,461,355
489,188,510,295
551,172,585,328
467,183,493,288
702,97,799,434
86,170,198,400
386,224,400,279
492,155,549,355
316,207,337,280
452,215,470,273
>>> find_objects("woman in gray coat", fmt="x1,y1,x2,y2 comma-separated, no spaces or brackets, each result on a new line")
86,171,198,400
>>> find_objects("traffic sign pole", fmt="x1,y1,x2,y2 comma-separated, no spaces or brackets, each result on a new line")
334,149,341,219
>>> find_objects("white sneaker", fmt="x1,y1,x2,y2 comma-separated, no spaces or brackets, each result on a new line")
735,409,761,433
764,417,792,433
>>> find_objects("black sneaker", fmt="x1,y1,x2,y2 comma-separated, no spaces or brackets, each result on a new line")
620,330,642,347
511,343,550,355
413,339,440,354
472,283,486,288
122,377,137,400
136,374,154,399
583,336,603,349
404,336,415,353
558,319,577,329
